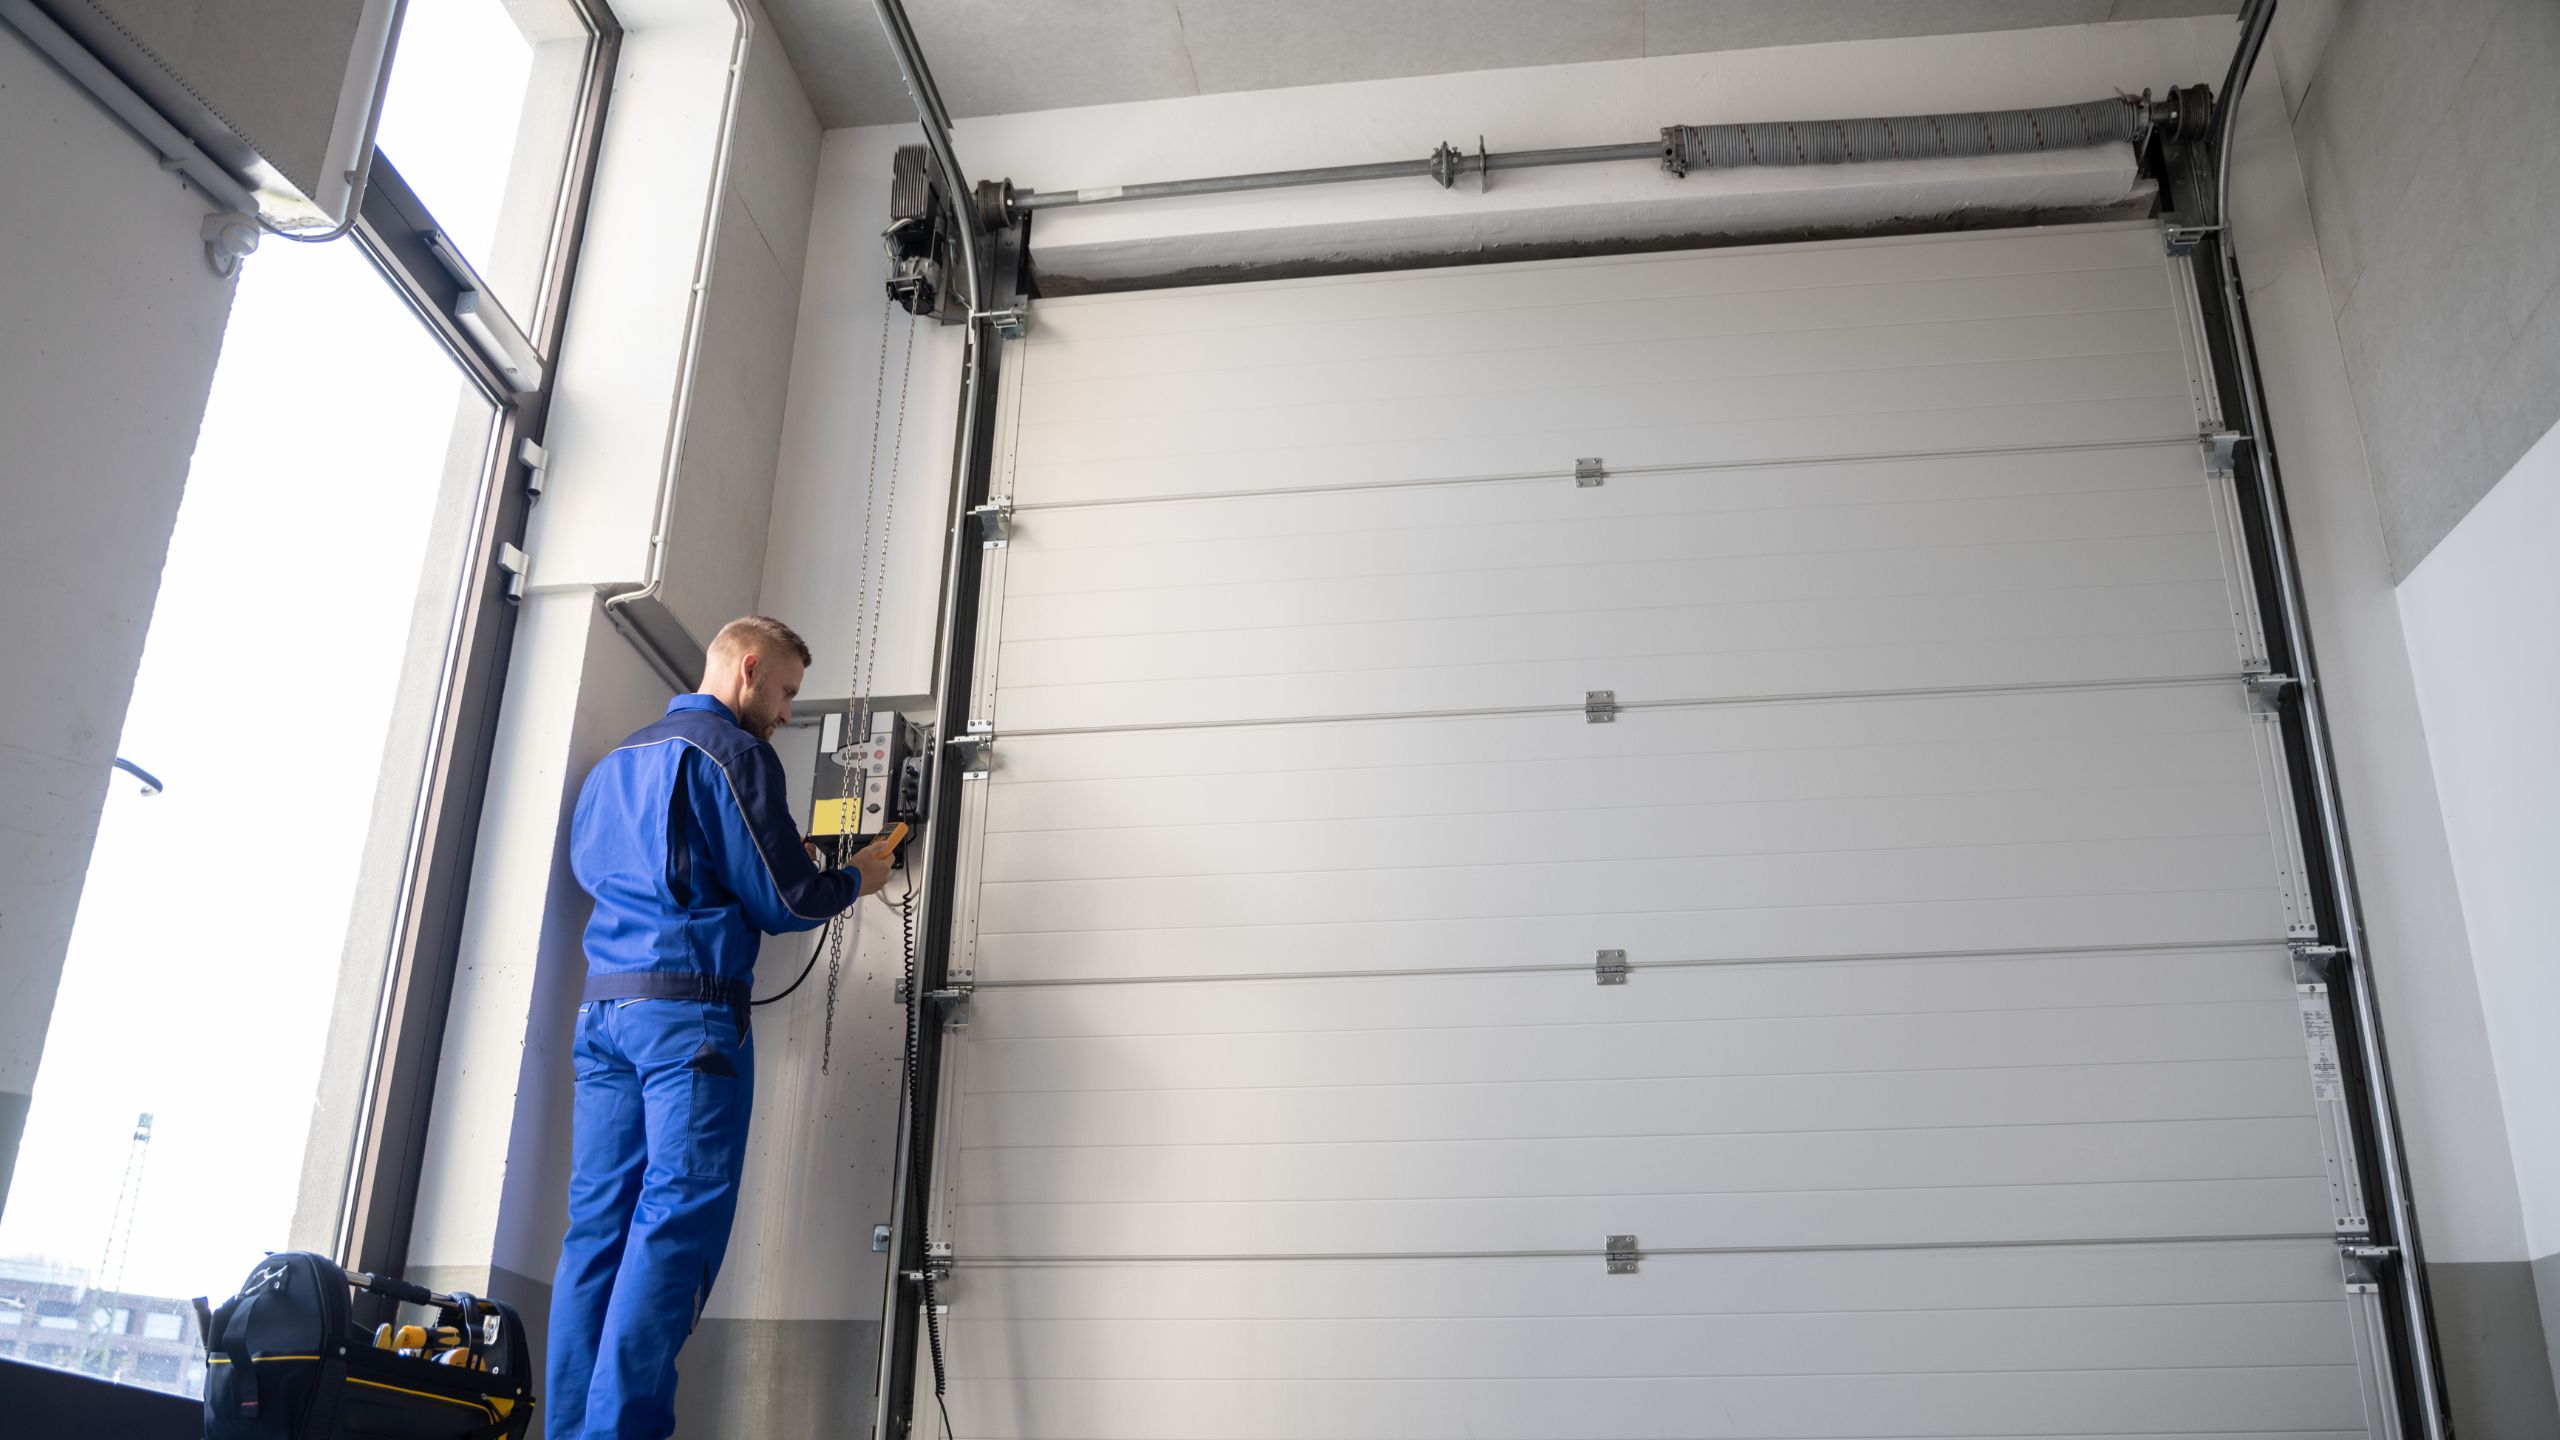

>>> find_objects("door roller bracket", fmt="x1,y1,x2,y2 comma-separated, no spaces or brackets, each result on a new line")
2339,1243,2393,1294
2290,940,2341,993
2244,671,2298,714
972,496,1013,549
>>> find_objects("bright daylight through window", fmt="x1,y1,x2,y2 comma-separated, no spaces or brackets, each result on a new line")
0,0,595,1398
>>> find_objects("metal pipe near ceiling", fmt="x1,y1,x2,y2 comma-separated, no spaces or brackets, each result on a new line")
2201,2,2449,1435
1007,97,2157,215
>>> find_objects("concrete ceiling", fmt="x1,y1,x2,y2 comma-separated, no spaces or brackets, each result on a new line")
767,0,2239,129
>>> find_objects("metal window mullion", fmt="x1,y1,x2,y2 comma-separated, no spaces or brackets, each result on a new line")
334,7,624,1298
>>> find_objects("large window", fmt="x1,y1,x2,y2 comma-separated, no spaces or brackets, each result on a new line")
0,0,614,1400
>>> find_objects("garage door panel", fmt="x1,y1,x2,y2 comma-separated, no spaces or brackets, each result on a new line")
962,1000,2303,1094
996,634,2241,729
1006,537,2229,642
976,831,2274,933
957,1118,2324,1207
974,889,2286,982
997,577,2235,683
1022,227,2170,347
936,228,2373,1438
1003,483,2214,600
1023,306,2184,424
955,1176,2335,1259
1012,395,2199,506
1009,444,2199,556
972,949,2291,1039
987,783,2268,882
937,1375,2361,1440
1029,270,2180,397
949,1302,2346,1381
988,684,2249,783
1016,352,2187,471
991,738,2261,834
963,1057,2313,1149
947,1240,2345,1315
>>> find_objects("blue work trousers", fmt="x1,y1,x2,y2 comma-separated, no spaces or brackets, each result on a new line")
547,996,754,1439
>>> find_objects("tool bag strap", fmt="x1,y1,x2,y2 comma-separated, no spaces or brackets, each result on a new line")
301,1353,350,1439
215,1296,260,1423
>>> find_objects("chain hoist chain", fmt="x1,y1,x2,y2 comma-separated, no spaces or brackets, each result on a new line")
826,309,921,1071
819,292,903,1073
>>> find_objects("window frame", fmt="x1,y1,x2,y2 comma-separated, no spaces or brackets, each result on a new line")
326,0,623,1286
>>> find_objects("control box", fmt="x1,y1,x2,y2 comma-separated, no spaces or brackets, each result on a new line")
808,709,927,866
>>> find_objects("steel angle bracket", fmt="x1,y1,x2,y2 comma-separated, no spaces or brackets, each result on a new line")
972,495,1013,548
2244,671,2298,714
2292,940,2342,993
2340,1244,2394,1295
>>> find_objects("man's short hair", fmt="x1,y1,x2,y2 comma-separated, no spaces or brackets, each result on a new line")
708,615,813,669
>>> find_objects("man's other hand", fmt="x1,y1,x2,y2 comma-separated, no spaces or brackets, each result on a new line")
852,833,897,894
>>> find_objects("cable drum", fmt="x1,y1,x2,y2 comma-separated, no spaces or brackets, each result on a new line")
1661,98,2150,176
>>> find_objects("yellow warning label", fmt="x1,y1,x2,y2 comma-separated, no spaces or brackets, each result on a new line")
810,797,860,836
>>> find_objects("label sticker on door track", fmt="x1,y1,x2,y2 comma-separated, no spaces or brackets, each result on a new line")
2299,1000,2346,1101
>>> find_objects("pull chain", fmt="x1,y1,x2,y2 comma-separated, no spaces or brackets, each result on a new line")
821,300,919,1073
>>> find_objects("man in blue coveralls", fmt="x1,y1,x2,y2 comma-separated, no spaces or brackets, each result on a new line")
548,614,896,1438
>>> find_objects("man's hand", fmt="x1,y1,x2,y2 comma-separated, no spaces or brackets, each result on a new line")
851,832,898,894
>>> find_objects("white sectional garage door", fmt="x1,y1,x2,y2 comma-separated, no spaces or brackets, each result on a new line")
924,224,2389,1439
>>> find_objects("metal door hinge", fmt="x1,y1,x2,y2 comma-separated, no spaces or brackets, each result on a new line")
1605,1235,1641,1274
2201,429,2243,476
2163,221,2223,256
953,732,994,779
518,438,551,499
2244,671,2298,714
495,542,530,602
2339,1243,2394,1294
906,1240,955,1285
973,496,1013,548
895,968,974,1028
1595,949,1629,985
1575,457,1606,487
2291,940,2342,993
1585,690,1618,724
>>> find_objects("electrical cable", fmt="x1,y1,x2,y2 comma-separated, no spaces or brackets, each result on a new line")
888,871,954,1434
748,912,834,1007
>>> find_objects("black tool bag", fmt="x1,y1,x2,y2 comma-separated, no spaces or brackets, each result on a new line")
199,1252,534,1440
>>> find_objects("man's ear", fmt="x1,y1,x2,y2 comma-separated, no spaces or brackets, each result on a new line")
738,649,760,685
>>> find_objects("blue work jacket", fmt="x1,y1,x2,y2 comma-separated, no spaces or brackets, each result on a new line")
570,694,860,1007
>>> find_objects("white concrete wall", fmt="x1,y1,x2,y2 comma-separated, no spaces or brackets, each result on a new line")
2400,415,2560,1370
2269,0,2560,578
0,22,237,1213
